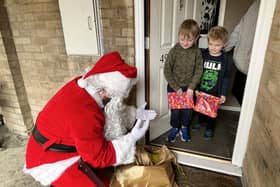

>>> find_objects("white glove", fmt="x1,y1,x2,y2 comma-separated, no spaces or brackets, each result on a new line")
130,119,150,141
136,102,157,121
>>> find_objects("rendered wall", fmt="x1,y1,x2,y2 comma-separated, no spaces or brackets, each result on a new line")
243,1,280,186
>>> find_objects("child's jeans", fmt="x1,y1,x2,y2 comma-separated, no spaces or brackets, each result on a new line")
198,113,216,130
167,84,193,128
170,108,192,128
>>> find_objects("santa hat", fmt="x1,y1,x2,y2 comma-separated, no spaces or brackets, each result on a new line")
77,51,137,98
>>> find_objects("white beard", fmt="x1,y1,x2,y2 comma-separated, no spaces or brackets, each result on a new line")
104,97,136,140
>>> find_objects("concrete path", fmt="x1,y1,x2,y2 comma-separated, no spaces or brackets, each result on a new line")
0,125,41,187
0,125,242,187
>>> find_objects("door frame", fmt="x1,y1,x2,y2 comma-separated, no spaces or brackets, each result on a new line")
134,0,276,176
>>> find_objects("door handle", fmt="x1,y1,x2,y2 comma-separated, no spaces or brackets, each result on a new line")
88,16,93,30
160,53,168,65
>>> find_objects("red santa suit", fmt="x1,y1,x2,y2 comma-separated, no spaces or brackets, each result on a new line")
23,52,142,187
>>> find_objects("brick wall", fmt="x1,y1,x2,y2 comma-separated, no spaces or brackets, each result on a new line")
101,0,135,63
243,1,280,186
0,0,135,134
0,0,33,135
100,0,136,104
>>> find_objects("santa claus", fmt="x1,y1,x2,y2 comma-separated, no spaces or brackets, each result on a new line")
23,52,156,187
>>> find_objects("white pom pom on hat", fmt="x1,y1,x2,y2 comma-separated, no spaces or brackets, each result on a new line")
77,78,87,88
77,51,137,97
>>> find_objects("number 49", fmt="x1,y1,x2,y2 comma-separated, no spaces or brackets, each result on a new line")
160,53,168,63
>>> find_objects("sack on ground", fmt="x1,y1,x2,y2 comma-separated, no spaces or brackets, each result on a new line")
110,145,179,187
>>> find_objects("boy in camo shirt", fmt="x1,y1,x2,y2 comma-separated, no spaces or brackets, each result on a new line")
164,19,203,142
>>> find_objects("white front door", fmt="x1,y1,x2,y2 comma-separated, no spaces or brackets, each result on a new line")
149,0,201,140
137,0,275,176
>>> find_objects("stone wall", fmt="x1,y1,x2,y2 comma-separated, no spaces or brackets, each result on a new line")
101,0,135,62
0,0,135,135
0,0,33,135
243,1,280,186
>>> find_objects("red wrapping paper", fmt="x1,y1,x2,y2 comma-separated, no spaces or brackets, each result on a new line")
167,92,194,109
194,92,220,118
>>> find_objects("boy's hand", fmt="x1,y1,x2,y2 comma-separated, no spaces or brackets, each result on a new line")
176,88,183,96
195,90,200,97
187,88,193,98
220,96,226,104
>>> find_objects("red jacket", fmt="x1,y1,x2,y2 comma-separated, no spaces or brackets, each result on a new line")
25,77,116,186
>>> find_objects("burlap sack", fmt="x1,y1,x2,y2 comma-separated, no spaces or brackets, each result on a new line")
110,145,179,187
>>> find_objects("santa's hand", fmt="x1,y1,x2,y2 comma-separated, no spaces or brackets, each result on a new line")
130,119,150,141
136,102,157,121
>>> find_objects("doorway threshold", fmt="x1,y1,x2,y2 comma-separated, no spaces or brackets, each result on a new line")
174,150,242,177
149,110,239,160
149,142,231,160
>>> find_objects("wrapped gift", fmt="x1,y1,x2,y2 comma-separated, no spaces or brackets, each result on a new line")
110,145,181,187
167,92,194,109
194,92,220,118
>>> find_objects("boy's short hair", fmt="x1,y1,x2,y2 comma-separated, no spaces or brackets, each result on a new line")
208,26,228,43
179,19,200,38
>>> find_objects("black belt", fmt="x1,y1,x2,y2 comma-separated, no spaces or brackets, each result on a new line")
78,158,104,187
32,126,77,152
33,127,103,186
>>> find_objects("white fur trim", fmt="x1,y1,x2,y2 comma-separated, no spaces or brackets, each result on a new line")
85,86,104,108
104,98,136,140
77,78,87,88
23,156,80,186
112,133,136,166
86,72,137,98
